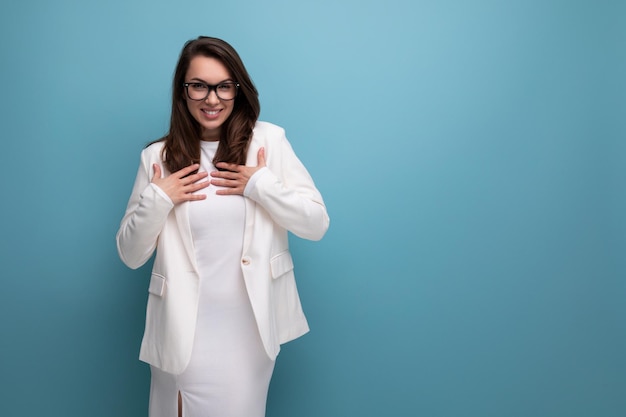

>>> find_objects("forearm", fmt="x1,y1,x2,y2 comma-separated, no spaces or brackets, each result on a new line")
117,183,174,269
245,168,329,240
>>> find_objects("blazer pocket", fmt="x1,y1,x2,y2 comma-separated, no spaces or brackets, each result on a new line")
270,250,294,279
148,273,166,297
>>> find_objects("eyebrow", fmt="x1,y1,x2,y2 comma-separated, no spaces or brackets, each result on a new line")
189,77,234,84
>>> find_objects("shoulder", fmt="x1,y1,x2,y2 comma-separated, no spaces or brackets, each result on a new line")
253,121,286,142
140,140,165,161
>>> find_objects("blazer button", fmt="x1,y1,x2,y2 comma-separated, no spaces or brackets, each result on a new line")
241,257,251,266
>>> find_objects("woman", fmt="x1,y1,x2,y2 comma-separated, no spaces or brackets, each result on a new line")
116,36,329,417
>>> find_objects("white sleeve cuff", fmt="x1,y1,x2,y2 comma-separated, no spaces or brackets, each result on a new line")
150,183,174,205
243,167,269,197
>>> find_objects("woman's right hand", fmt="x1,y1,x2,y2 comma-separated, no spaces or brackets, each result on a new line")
151,163,209,205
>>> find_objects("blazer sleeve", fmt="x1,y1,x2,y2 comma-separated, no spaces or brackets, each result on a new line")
116,148,174,269
244,130,329,241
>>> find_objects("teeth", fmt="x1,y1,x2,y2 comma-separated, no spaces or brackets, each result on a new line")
203,110,219,115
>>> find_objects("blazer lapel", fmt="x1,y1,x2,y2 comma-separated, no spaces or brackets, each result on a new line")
242,137,260,256
174,202,199,272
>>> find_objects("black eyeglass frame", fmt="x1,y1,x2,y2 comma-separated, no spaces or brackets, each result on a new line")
183,81,240,101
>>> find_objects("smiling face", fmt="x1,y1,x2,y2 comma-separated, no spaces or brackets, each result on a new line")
184,56,236,141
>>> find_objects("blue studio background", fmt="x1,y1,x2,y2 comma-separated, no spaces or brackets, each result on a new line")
1,1,624,416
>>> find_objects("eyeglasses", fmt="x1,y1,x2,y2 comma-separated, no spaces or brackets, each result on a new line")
183,81,239,101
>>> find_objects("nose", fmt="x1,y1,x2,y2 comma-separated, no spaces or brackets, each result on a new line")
204,89,220,104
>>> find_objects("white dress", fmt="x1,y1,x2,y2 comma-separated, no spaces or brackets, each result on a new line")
149,140,275,417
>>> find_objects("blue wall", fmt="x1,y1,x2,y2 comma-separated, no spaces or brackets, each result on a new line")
1,1,624,416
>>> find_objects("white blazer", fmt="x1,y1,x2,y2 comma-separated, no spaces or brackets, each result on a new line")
116,121,329,374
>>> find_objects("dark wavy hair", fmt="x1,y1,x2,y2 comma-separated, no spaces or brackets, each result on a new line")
156,36,260,173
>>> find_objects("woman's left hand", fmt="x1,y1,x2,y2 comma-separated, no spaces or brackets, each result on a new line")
210,147,266,195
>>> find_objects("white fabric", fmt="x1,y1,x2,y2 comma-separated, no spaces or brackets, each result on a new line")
148,141,274,417
116,121,329,373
